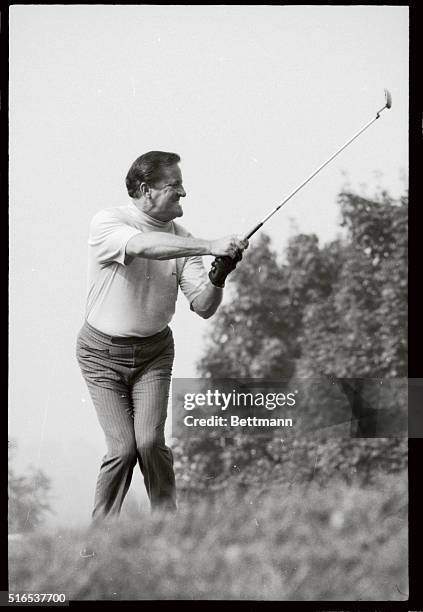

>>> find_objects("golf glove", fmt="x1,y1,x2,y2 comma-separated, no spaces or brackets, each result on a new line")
208,249,243,288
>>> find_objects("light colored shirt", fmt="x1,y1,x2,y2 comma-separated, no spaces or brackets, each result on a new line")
85,201,209,337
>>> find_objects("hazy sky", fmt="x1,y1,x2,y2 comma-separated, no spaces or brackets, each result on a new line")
9,5,408,525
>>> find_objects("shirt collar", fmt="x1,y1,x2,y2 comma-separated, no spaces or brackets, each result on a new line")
128,201,173,230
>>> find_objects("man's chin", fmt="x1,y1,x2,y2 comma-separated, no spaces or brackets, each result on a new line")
166,203,183,220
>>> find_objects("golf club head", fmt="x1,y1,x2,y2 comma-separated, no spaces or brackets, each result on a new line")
384,89,392,109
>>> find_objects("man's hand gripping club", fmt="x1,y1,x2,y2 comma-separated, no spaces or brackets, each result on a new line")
208,235,249,288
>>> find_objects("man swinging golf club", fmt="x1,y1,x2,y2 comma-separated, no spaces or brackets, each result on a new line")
76,151,248,532
76,90,391,555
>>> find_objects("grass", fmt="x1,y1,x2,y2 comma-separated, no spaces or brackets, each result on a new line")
8,470,408,601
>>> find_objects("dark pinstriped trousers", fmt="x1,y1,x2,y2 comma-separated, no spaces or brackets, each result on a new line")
76,320,176,521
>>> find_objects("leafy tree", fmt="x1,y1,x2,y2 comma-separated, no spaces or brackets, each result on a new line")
298,190,407,379
8,441,53,533
198,190,407,381
173,189,407,496
296,191,407,435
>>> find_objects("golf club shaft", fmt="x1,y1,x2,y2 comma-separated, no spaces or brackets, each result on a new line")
244,105,388,241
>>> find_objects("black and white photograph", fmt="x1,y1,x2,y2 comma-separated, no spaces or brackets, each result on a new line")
8,4,410,605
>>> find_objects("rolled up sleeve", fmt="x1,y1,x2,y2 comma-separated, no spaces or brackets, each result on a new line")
179,255,209,305
88,210,142,266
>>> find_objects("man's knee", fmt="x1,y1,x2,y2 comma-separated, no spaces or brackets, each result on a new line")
113,443,137,466
136,435,166,456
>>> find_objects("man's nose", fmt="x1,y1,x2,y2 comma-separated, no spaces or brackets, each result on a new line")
178,186,186,197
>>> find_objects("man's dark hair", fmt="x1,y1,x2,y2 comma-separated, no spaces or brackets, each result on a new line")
125,151,181,198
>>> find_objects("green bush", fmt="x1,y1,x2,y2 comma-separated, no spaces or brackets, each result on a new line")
173,435,407,499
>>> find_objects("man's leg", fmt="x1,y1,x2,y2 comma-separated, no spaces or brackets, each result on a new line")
77,385,138,559
86,384,138,521
131,331,177,512
76,330,138,522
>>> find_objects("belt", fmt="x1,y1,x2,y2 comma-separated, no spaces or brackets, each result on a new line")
84,320,170,345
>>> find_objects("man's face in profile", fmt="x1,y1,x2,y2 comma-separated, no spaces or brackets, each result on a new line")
148,164,186,221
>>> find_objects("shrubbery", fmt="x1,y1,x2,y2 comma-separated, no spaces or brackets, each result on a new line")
173,435,407,500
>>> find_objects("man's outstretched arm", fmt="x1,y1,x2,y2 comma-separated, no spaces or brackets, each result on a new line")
125,232,246,261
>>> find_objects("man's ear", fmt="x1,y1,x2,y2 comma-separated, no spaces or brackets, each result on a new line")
139,182,151,198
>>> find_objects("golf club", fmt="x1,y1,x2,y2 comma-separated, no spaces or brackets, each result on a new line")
208,90,392,288
243,89,392,240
